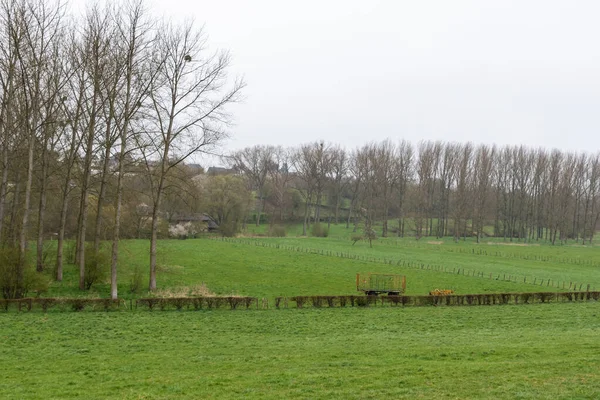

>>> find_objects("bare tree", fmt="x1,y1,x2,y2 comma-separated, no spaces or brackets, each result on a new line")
415,141,437,239
8,0,66,295
293,143,319,236
230,145,275,226
452,143,473,241
55,27,86,282
107,0,154,299
75,5,113,290
346,147,367,231
268,146,293,223
395,140,413,237
0,0,21,244
473,144,495,243
142,19,244,290
326,145,348,228
372,140,396,237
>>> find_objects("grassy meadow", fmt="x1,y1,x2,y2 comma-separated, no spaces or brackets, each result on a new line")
46,222,600,298
2,304,600,399
2,224,600,398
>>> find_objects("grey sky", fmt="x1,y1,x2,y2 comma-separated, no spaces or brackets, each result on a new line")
82,0,600,162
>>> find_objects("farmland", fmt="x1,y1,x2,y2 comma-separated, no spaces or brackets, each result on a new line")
2,230,600,399
2,304,600,399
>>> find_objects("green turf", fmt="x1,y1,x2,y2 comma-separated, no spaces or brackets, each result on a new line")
233,228,600,292
6,231,600,399
45,238,574,299
1,303,599,399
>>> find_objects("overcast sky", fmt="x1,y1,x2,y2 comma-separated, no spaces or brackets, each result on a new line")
79,0,600,164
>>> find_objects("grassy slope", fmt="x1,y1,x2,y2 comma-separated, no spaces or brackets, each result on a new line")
240,223,600,290
47,239,558,299
1,303,599,399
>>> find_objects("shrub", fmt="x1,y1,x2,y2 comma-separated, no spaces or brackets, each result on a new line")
227,296,244,310
351,234,363,245
219,221,239,237
311,296,324,308
84,245,109,290
355,296,370,307
311,223,329,237
0,247,48,299
129,266,144,295
268,225,287,237
292,296,307,308
275,297,283,309
64,241,76,264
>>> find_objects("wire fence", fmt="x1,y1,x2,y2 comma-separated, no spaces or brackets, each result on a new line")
209,237,597,292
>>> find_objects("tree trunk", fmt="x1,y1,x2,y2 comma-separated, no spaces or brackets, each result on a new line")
110,151,125,299
19,123,36,292
94,143,112,252
9,171,21,247
55,191,70,282
255,192,263,226
36,145,49,272
0,144,9,243
302,195,309,236
149,191,163,291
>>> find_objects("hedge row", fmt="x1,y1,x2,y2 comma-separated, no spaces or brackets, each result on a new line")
0,296,260,312
0,298,123,312
135,296,258,310
2,292,597,312
277,291,600,308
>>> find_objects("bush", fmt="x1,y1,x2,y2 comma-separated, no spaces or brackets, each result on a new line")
64,241,76,264
0,247,48,299
311,223,329,237
219,221,239,237
84,245,109,290
351,234,363,245
268,225,287,237
129,266,144,295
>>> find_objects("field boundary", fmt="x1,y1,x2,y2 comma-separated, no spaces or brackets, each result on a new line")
2,292,598,312
0,296,260,312
277,291,600,308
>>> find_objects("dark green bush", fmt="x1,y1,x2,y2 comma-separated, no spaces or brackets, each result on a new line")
268,225,287,237
311,223,329,237
219,221,239,237
84,245,109,290
129,266,143,294
0,247,48,299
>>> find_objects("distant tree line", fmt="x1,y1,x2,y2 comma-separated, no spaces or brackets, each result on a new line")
0,0,242,298
227,141,600,245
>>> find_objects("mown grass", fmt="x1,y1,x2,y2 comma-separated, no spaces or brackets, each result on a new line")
1,303,599,399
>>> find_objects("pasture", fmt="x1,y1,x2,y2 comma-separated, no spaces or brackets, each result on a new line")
1,304,600,399
3,229,600,399
46,238,597,299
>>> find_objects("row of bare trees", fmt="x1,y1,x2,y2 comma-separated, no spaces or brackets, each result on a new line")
0,0,242,298
229,141,600,244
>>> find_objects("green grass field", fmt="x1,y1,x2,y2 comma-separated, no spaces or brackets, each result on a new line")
48,238,594,299
3,227,600,398
2,304,599,399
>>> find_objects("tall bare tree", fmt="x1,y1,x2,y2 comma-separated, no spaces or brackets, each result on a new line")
230,145,275,226
142,19,244,290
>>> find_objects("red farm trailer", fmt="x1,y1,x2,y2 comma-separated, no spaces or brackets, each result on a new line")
356,273,406,296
